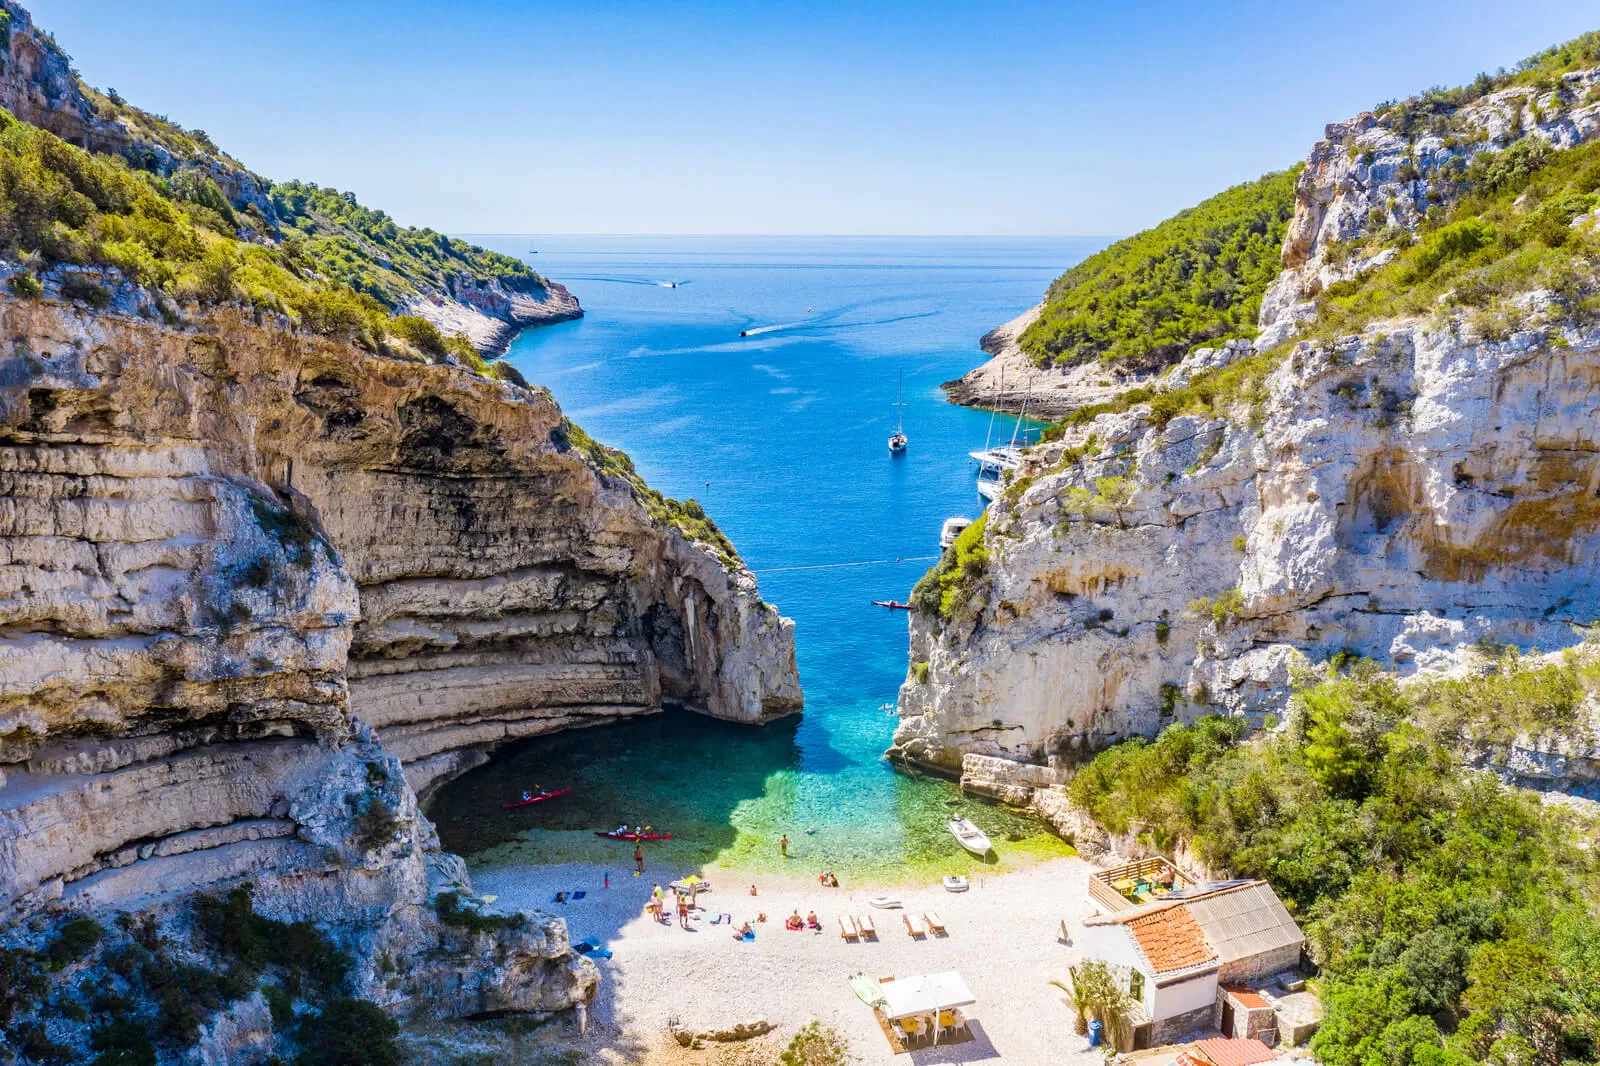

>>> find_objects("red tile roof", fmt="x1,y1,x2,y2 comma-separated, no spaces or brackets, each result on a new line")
1219,983,1271,1009
1195,1037,1277,1066
1126,905,1218,974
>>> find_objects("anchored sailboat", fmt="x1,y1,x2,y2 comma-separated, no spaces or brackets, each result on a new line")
888,369,908,455
971,380,1033,499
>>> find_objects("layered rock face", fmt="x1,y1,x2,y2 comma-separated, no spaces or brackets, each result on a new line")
0,290,795,1009
402,274,584,357
894,78,1600,771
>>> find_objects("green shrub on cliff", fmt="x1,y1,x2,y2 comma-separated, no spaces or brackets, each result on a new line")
911,511,989,623
1019,167,1300,372
1065,661,1600,1066
554,417,742,569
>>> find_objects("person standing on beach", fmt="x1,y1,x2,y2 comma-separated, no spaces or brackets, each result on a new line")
779,834,789,859
635,843,644,875
677,891,689,929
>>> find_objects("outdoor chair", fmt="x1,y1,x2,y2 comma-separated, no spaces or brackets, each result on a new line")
904,913,926,938
839,915,859,940
857,914,877,938
924,911,946,935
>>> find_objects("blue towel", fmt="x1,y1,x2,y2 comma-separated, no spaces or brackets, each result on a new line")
589,947,613,959
741,930,755,941
573,891,587,900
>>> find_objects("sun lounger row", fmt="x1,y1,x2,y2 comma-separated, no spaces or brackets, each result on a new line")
839,912,947,940
839,914,877,940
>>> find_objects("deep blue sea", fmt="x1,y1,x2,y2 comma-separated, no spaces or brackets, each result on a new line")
428,236,1105,880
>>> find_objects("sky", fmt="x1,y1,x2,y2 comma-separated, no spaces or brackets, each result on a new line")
22,0,1600,236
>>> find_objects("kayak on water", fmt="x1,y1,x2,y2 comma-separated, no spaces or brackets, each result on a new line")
595,830,674,841
502,787,572,809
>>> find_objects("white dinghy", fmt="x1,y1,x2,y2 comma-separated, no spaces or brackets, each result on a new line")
947,815,992,857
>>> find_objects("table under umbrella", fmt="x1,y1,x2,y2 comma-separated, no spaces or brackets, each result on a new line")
880,972,976,1044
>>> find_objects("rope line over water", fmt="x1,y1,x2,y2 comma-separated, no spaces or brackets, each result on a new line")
750,555,940,574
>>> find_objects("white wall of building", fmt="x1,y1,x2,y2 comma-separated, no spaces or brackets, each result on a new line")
1077,924,1157,1014
1153,972,1218,1021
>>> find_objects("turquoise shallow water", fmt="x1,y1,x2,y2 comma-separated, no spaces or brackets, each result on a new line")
427,236,1103,881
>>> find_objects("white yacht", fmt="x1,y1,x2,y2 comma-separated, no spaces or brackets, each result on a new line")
970,378,1033,500
939,516,973,549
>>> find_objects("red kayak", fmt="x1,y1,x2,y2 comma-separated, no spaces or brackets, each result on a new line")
595,830,674,841
872,600,912,610
502,788,571,809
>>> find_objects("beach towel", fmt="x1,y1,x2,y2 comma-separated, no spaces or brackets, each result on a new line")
572,891,587,900
741,930,755,941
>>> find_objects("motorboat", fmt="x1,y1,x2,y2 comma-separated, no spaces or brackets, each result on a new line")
940,516,972,549
872,599,912,610
947,816,993,856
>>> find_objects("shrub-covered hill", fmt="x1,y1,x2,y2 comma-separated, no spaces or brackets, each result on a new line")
1017,167,1300,372
0,0,571,369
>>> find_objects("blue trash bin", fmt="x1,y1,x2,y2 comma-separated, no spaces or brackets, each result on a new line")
1088,1020,1103,1047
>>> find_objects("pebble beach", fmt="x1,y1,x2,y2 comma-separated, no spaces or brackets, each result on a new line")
468,856,1112,1064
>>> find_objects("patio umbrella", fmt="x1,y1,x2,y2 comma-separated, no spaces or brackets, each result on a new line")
880,972,976,1045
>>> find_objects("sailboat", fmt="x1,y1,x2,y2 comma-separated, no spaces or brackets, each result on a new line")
971,380,1033,500
888,369,908,455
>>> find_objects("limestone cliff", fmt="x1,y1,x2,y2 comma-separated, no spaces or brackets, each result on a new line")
894,64,1600,773
0,272,794,1066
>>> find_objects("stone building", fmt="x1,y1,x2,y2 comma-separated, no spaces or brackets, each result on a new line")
1076,864,1307,1047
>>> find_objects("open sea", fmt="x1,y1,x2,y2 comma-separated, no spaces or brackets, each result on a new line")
427,235,1104,883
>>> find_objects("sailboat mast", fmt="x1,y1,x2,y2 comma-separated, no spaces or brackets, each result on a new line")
1007,382,1032,451
981,367,1001,454
897,369,905,435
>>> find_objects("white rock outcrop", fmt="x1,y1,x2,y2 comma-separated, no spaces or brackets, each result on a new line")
895,80,1600,774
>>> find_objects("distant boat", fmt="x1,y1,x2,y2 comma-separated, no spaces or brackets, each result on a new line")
888,369,908,455
872,599,911,610
948,815,993,856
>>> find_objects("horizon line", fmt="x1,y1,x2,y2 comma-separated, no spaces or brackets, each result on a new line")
449,232,1124,239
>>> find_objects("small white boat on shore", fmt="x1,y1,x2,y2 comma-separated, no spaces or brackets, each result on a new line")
947,816,993,856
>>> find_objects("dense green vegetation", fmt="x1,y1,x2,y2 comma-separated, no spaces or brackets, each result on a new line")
270,180,547,310
1018,168,1300,371
1068,653,1600,1066
910,510,988,623
556,418,742,569
0,105,528,376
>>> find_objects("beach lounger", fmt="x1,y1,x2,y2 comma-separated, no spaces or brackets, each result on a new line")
839,915,860,940
857,914,877,939
924,911,946,935
903,913,926,938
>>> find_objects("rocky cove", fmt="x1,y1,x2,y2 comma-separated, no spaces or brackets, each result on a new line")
0,276,801,1031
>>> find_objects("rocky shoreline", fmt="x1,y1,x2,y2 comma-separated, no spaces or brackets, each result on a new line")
940,304,1154,417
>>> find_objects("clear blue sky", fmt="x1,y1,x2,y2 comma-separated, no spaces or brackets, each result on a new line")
23,0,1600,235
